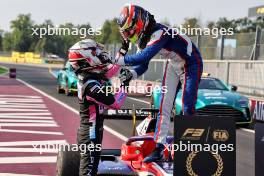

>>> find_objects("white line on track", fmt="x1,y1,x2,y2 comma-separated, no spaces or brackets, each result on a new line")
0,98,42,101
0,105,46,108
49,70,58,78
0,173,45,176
17,78,129,141
0,113,51,116
0,148,59,153
0,116,52,119
0,95,41,98
0,99,43,102
0,102,45,106
0,129,63,135
0,119,55,123
0,109,48,112
0,140,67,146
0,123,57,127
0,156,57,164
127,97,150,105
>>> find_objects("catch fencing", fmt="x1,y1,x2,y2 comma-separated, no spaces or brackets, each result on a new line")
139,59,264,97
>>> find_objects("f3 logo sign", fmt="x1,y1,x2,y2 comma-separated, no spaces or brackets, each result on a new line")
181,128,205,140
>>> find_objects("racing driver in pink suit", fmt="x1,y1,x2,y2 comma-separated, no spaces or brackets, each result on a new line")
68,39,127,176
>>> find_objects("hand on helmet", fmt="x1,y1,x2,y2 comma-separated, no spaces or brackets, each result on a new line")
119,68,134,87
97,51,112,64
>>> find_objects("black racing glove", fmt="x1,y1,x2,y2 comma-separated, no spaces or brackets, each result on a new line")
119,40,130,56
97,51,112,64
119,68,133,87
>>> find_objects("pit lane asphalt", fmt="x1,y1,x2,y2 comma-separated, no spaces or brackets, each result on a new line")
0,63,255,176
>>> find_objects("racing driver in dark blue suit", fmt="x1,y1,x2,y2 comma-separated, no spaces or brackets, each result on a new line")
113,3,203,163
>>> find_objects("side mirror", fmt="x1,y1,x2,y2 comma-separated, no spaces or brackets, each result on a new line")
231,85,237,92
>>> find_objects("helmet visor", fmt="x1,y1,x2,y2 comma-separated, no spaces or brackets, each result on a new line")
120,26,136,42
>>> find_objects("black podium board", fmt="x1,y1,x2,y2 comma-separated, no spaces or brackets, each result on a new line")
174,116,236,176
255,123,264,176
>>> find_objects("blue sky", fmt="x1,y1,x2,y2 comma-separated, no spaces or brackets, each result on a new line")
0,0,263,31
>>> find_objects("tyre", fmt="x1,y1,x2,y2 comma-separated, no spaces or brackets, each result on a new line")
64,79,72,96
56,148,80,176
57,76,65,94
57,84,65,94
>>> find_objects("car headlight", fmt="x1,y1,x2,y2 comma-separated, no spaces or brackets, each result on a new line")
237,99,249,107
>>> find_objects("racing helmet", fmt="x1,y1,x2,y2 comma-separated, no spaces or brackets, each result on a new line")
117,4,150,44
68,39,111,74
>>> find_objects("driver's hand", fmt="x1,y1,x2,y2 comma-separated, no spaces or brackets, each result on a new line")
119,68,134,87
97,51,112,64
119,40,130,56
111,40,129,65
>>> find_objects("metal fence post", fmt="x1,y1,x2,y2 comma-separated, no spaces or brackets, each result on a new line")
252,26,261,60
225,61,230,84
220,35,225,60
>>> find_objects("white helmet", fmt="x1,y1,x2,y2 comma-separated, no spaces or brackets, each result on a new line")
68,39,111,74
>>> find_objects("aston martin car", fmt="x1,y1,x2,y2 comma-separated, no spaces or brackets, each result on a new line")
151,76,252,126
57,61,77,96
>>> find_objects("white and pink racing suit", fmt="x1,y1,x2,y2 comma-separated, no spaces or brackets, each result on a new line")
77,64,126,176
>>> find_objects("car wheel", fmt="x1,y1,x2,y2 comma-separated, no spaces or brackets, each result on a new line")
56,146,80,176
57,85,64,94
57,77,65,94
65,79,72,96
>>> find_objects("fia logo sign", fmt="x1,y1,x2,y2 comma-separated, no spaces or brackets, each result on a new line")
213,130,229,142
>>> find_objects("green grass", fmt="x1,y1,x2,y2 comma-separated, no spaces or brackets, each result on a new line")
0,66,8,75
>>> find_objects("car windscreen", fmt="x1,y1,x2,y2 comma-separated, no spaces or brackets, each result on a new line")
198,78,228,90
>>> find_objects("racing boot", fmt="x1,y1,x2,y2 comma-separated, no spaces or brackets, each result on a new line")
143,143,164,163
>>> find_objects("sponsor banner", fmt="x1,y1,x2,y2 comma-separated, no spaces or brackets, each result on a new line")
174,116,236,176
255,123,264,176
103,109,149,118
0,52,42,64
248,5,264,17
250,99,264,122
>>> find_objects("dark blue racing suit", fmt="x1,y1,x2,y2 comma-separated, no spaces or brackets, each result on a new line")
118,23,203,144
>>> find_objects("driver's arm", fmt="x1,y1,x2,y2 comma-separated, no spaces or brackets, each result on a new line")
85,80,126,109
121,29,169,66
104,64,121,79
